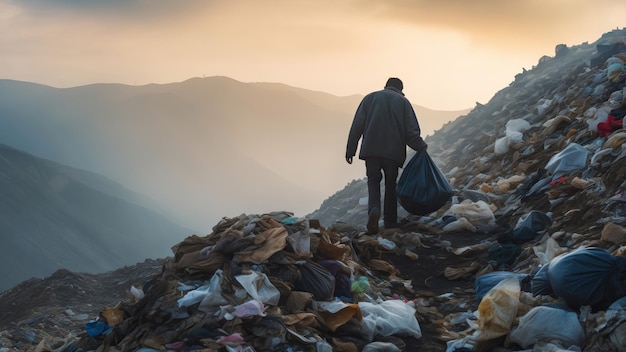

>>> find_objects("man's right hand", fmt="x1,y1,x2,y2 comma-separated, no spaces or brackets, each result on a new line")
346,156,353,164
416,139,428,152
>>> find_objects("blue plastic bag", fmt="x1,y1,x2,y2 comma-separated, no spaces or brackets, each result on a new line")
84,320,112,337
548,247,626,311
475,271,529,301
397,151,453,215
530,264,555,297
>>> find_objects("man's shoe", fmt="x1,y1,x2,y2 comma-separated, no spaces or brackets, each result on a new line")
384,223,400,230
367,208,380,233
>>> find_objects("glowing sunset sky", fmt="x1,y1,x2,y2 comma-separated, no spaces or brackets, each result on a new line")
1,0,625,110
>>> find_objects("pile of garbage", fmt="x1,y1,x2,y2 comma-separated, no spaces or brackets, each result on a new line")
426,27,626,351
56,212,425,352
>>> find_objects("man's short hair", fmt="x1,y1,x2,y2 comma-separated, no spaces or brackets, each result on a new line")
385,77,403,91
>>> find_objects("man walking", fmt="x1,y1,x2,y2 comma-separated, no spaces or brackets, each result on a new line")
346,77,427,233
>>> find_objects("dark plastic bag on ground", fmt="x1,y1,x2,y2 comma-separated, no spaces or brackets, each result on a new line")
397,151,453,215
548,247,626,311
488,243,521,266
294,259,336,301
530,264,555,297
497,210,552,244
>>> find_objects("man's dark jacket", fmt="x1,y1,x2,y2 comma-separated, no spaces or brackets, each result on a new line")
346,86,426,165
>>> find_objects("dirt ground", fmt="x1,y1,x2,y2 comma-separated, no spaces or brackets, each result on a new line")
0,226,494,352
382,226,495,352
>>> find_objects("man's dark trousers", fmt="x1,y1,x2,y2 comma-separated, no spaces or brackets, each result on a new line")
366,158,400,228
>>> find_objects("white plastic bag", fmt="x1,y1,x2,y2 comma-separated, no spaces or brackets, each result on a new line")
442,217,477,233
544,143,588,180
532,235,566,265
448,200,496,231
494,136,511,155
358,300,422,338
507,306,585,348
506,118,532,133
235,271,281,306
587,108,610,131
178,269,228,308
130,285,144,301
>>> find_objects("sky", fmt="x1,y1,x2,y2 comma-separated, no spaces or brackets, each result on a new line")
1,0,625,111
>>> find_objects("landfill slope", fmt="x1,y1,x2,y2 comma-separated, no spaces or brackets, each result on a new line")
312,27,626,236
1,28,626,352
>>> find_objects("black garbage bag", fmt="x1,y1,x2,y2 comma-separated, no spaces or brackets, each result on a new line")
294,259,336,301
488,243,522,266
548,247,626,311
397,151,453,215
497,210,552,244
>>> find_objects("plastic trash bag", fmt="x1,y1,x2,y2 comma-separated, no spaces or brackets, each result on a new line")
448,200,496,232
475,276,520,342
548,247,626,311
130,285,144,301
544,143,589,181
494,119,532,155
587,108,610,132
397,151,453,215
497,210,552,244
506,118,532,135
532,235,565,266
178,269,229,308
494,136,513,155
85,320,113,337
318,260,352,298
294,259,335,300
442,217,477,233
224,300,266,320
506,305,585,349
235,271,281,306
608,297,626,349
530,264,555,297
474,271,529,301
358,300,422,338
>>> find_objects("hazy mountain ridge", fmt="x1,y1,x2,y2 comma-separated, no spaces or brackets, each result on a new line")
0,76,468,231
0,144,195,292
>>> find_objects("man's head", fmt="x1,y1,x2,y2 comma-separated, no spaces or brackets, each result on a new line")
385,77,403,92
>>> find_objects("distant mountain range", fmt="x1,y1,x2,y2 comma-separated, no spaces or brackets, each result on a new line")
0,77,469,231
0,144,194,291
